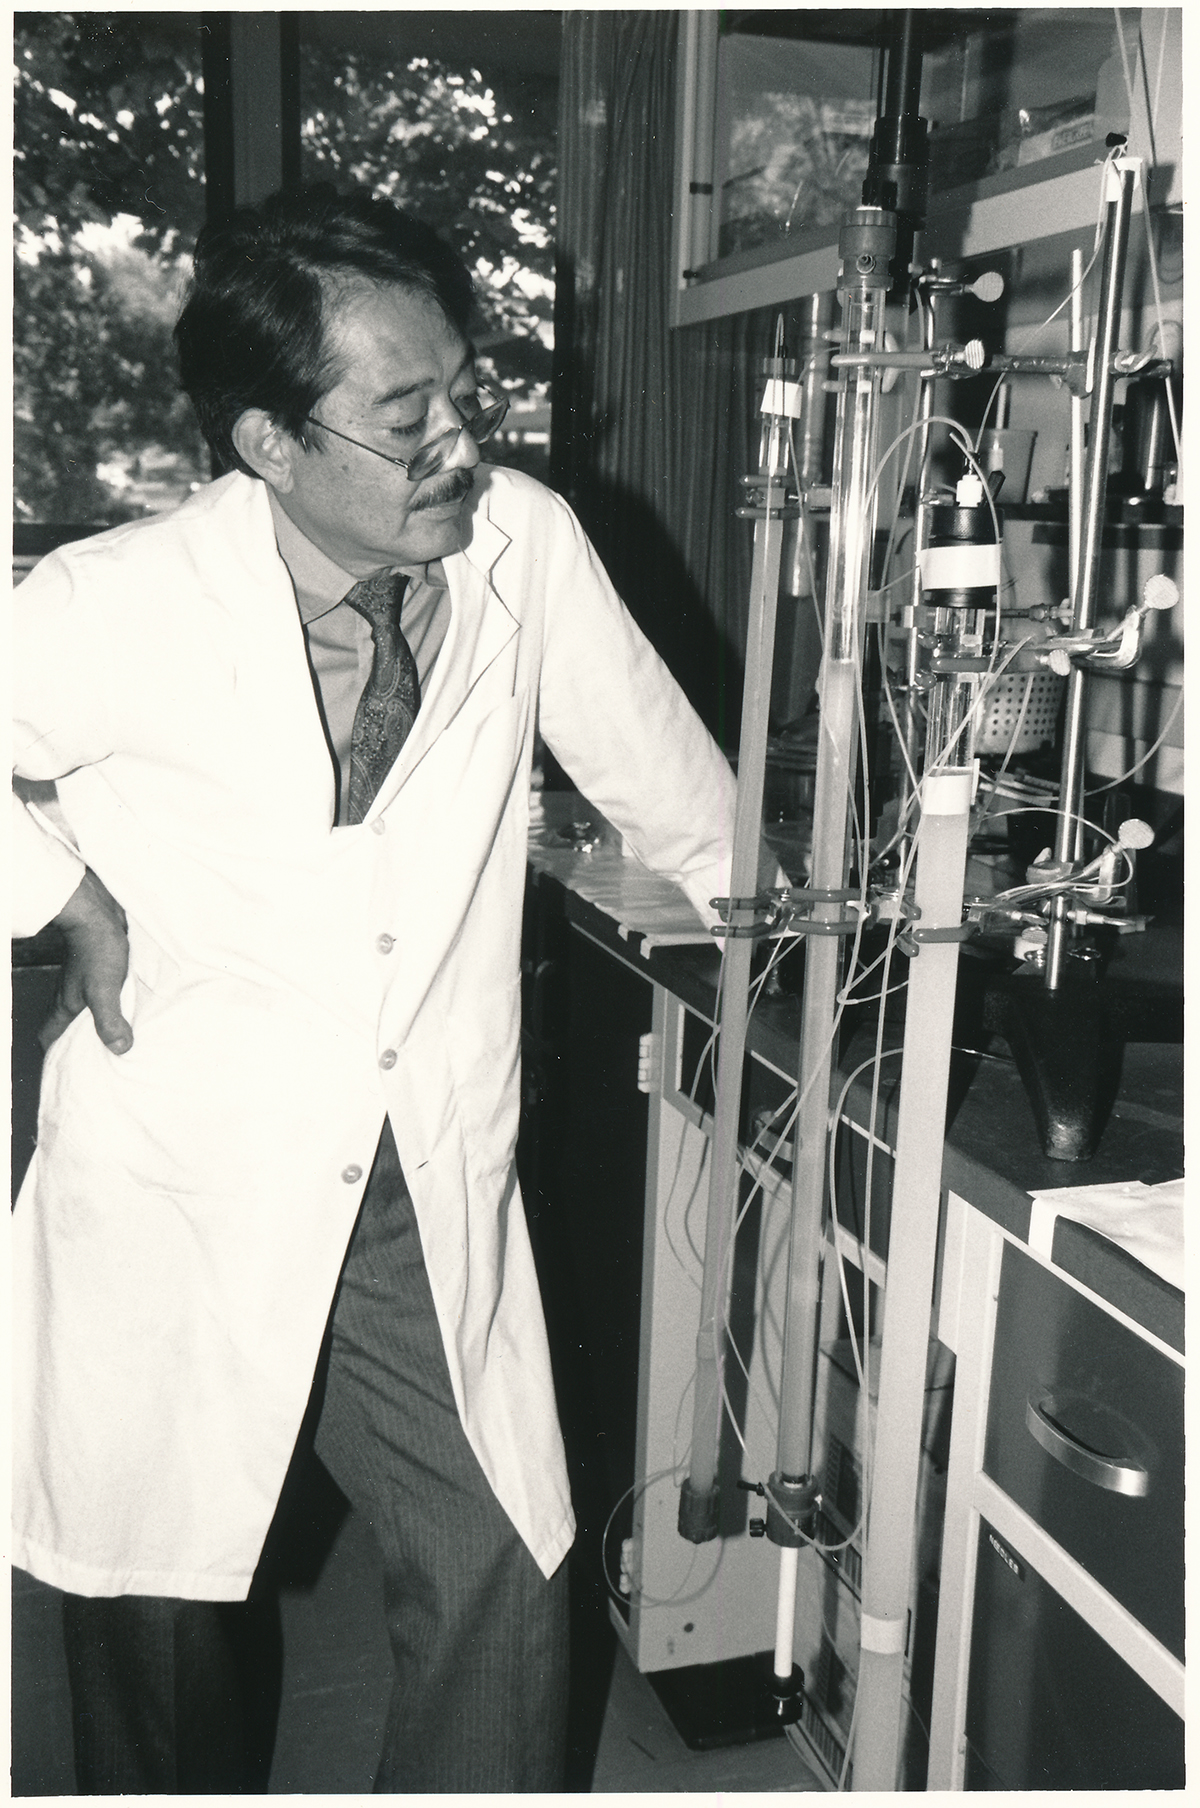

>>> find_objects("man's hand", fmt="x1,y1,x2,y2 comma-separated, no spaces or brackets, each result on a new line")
40,868,134,1055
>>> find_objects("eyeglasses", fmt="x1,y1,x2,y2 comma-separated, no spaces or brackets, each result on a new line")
303,385,509,484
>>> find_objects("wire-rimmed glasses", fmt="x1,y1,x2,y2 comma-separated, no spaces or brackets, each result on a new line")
304,385,509,483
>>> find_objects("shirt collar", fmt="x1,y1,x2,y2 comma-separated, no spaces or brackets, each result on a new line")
267,488,447,624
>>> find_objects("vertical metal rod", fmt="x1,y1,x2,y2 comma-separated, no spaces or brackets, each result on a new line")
883,9,920,117
766,222,891,1679
797,293,830,487
772,211,893,1492
777,294,831,710
1068,244,1086,600
681,385,792,1532
1046,158,1137,989
1067,243,1087,869
897,290,937,874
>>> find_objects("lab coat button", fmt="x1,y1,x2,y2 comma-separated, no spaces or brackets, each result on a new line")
371,818,386,836
379,1049,398,1071
341,1164,363,1184
376,933,395,954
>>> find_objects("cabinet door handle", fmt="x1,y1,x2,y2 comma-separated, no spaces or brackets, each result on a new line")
1025,1390,1150,1497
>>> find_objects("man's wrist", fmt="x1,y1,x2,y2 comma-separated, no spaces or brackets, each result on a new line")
54,866,124,935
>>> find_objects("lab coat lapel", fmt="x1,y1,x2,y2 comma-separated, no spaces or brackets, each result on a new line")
365,482,518,817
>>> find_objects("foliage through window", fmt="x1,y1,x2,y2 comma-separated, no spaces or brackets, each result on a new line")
14,11,208,524
14,13,559,524
299,30,556,480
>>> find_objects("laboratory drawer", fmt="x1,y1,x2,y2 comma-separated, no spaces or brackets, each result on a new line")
964,1519,1184,1790
983,1240,1183,1659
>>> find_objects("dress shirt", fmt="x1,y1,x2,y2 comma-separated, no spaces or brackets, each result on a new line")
268,491,451,819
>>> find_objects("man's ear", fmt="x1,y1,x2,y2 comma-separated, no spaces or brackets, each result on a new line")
231,409,302,491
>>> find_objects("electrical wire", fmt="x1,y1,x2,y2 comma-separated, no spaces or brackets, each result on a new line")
876,361,928,596
1085,685,1183,794
991,805,1127,858
599,1464,701,1608
824,1059,894,1400
877,619,923,800
708,820,885,1478
1108,9,1183,467
782,389,1009,1526
867,191,1136,888
697,889,820,1359
972,673,1036,838
971,141,1121,460
787,413,826,620
839,969,909,1011
975,851,1138,924
673,946,729,1270
847,835,919,1513
684,790,843,1441
871,633,1037,869
1113,6,1156,168
1131,161,1182,465
719,836,914,1489
658,1107,709,1292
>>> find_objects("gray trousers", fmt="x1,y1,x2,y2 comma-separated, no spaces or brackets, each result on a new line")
62,1122,570,1792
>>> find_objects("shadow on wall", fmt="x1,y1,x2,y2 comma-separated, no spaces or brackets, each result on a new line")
572,476,745,756
551,253,752,757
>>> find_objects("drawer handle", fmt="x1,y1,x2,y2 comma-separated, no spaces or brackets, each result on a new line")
1025,1391,1150,1497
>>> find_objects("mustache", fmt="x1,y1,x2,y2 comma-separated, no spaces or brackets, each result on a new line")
413,470,474,510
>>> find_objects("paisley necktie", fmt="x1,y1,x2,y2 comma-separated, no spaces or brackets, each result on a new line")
343,572,420,825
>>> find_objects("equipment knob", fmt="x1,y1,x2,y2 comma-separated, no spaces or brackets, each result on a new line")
969,269,1005,303
1117,819,1155,851
1142,573,1179,612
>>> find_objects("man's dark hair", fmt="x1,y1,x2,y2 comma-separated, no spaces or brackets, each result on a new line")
175,185,476,476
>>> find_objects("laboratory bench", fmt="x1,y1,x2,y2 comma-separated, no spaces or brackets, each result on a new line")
521,811,1183,1788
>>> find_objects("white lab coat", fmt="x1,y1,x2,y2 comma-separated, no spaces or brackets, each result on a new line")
11,467,737,1598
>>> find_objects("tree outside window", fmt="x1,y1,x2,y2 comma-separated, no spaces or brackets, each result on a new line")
14,12,558,526
300,33,557,480
14,12,208,524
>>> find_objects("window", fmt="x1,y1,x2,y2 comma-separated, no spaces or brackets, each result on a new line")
14,11,209,526
713,30,879,261
298,16,558,482
13,12,560,524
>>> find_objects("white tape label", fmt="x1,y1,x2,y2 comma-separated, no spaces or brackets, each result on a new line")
922,770,973,816
760,378,803,419
860,1611,908,1656
918,542,1001,591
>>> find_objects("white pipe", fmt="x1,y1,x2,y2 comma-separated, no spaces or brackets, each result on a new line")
773,1544,800,1678
851,771,974,1790
683,382,792,1529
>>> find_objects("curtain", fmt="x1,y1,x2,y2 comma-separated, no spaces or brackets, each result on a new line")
553,10,780,748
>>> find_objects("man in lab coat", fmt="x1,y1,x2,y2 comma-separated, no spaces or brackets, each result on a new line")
12,187,738,1791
